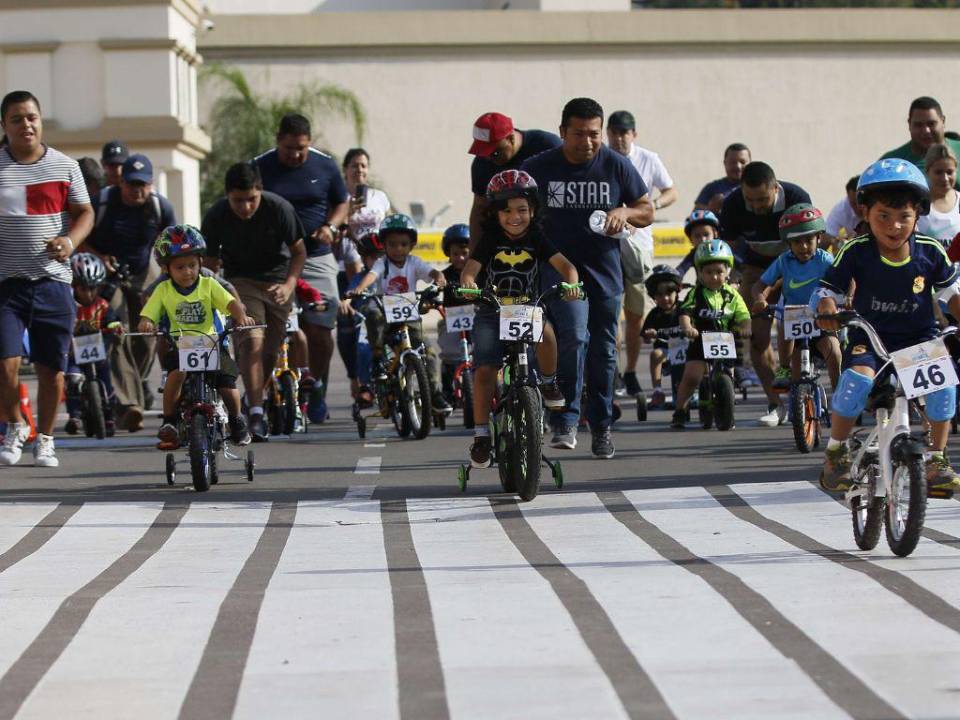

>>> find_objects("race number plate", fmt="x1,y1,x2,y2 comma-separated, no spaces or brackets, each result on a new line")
891,337,959,400
701,331,737,359
73,332,105,365
445,304,475,332
783,305,820,340
499,305,544,342
667,337,688,365
178,335,220,372
285,310,300,333
383,293,420,323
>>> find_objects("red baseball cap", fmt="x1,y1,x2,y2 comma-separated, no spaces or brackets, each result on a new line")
468,112,514,157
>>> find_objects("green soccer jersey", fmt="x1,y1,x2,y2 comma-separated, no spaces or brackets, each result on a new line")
679,283,750,332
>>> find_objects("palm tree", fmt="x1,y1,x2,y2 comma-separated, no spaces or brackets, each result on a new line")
199,64,366,211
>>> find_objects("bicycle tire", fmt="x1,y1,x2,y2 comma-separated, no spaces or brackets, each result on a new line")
713,373,736,431
83,379,106,440
851,469,883,551
496,406,517,494
400,354,432,440
279,372,297,436
697,377,713,429
884,453,927,557
189,413,211,493
513,386,543,501
461,370,475,429
791,384,818,454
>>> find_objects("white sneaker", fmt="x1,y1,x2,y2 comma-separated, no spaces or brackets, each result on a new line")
777,404,789,426
33,434,59,468
0,422,29,466
757,406,781,427
550,426,577,450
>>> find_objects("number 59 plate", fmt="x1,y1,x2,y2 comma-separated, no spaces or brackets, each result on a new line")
383,293,420,323
891,337,958,399
499,305,544,342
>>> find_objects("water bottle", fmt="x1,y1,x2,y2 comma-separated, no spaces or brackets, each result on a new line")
589,210,631,241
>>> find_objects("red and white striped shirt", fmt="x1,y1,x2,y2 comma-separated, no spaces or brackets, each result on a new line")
0,145,89,283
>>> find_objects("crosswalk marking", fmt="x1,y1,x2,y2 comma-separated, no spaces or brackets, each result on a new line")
0,486,958,719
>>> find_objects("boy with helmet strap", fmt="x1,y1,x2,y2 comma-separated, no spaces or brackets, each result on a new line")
815,159,960,494
641,264,683,407
139,225,257,450
676,210,722,281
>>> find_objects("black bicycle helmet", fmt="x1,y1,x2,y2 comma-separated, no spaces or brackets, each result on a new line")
644,264,682,298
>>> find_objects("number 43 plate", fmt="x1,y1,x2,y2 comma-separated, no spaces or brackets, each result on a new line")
891,337,958,399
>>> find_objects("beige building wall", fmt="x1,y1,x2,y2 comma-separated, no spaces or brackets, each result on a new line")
200,8,960,230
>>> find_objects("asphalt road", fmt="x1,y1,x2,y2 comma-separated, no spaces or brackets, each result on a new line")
1,357,959,719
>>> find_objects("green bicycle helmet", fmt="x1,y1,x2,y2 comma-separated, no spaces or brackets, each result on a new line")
694,238,735,269
378,213,418,246
778,203,825,242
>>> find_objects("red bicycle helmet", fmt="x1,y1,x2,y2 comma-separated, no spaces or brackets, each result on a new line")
486,169,539,203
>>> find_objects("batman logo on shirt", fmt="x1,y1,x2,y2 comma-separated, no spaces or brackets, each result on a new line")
175,301,206,325
492,249,534,271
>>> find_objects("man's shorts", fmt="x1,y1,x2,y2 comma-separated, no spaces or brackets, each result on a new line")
623,277,646,317
229,277,292,357
300,254,340,330
160,344,240,390
0,278,75,371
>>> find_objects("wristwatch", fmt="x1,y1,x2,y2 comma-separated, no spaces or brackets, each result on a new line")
326,223,338,236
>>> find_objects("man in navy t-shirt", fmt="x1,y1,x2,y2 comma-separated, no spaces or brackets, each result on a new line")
719,161,811,426
468,112,561,249
255,113,349,422
521,97,652,459
694,143,751,215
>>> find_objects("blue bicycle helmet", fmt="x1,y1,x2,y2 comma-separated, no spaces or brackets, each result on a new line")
154,225,206,265
856,159,930,215
441,223,470,256
683,209,720,238
694,238,735,269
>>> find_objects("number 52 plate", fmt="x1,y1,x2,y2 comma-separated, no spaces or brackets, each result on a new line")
499,305,544,342
891,337,958,399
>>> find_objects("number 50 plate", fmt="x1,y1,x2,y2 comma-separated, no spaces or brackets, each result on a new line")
891,337,958,399
499,305,544,342
783,305,820,340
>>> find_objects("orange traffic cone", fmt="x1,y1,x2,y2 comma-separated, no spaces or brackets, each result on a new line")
20,383,37,443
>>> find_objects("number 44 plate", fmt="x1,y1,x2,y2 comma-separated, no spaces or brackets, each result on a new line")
891,337,958,400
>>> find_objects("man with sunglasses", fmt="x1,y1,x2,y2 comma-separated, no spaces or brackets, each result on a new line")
467,112,560,250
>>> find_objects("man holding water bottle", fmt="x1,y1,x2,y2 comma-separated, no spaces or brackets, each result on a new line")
521,98,653,458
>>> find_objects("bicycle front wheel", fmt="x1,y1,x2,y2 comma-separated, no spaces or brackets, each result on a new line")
400,354,432,440
83,379,106,440
189,413,212,493
713,372,736,431
513,386,544,502
885,454,927,557
791,384,818,453
279,372,297,436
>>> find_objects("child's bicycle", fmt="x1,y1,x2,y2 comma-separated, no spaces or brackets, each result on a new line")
637,327,687,422
67,327,117,439
127,325,263,492
694,328,740,431
438,302,476,429
264,301,323,436
352,286,442,440
766,305,832,453
455,282,582,501
824,311,957,557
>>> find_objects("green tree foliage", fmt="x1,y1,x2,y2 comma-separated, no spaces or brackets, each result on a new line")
199,64,366,211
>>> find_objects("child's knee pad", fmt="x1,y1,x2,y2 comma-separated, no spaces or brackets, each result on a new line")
924,385,956,422
832,368,873,418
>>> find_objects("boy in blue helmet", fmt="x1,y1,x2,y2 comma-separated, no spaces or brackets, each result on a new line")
815,159,960,494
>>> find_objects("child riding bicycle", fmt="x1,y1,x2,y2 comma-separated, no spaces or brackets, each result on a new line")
137,225,256,450
641,263,683,408
814,159,960,495
437,223,473,403
459,169,580,468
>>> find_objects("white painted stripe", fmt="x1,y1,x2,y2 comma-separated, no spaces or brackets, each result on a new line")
354,457,381,474
628,486,960,720
345,485,376,500
363,443,386,448
520,492,849,720
235,501,397,719
730,481,960,609
405,498,627,720
0,503,164,679
16,503,272,720
0,504,61,557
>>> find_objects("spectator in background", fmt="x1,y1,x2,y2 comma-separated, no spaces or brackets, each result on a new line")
341,147,389,286
824,175,862,250
77,157,104,201
80,153,176,431
605,109,678,397
100,139,128,188
918,143,960,247
255,113,349,423
468,112,561,249
695,143,751,215
881,96,960,186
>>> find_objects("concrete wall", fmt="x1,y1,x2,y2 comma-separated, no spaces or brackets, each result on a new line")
198,8,960,229
207,0,628,13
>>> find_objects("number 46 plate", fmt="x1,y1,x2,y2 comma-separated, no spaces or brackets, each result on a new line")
891,337,958,399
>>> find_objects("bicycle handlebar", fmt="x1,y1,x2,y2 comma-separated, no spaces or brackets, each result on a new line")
125,324,268,342
454,282,584,310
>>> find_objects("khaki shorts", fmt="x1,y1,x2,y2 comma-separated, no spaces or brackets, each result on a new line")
300,254,340,329
623,277,647,317
229,277,292,360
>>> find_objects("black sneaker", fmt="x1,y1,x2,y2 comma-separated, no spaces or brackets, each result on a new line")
229,415,252,446
432,390,453,415
540,379,565,409
372,359,388,381
622,371,641,397
143,380,155,411
249,413,269,443
470,435,492,469
671,408,689,430
591,427,615,459
64,417,80,435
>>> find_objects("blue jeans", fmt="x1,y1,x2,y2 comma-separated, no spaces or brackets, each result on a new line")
542,264,622,431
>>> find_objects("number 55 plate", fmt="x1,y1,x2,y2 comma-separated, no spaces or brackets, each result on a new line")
891,337,958,399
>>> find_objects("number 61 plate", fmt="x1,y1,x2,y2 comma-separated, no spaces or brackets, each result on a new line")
499,305,544,342
178,335,220,371
891,337,958,399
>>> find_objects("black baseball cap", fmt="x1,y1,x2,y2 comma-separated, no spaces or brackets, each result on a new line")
607,111,636,131
101,140,129,165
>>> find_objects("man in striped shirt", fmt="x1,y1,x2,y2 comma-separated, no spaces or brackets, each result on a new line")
0,91,93,467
